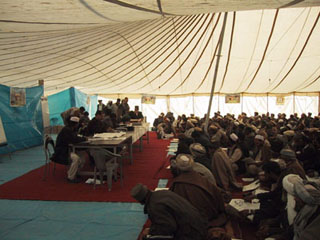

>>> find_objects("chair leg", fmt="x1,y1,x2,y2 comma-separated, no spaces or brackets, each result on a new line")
93,166,97,189
106,168,113,191
99,171,104,188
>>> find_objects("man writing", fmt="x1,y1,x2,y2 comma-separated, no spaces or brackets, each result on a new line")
51,116,88,183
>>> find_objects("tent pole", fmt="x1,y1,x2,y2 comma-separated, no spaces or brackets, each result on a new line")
267,93,269,114
205,12,228,134
318,92,320,114
293,92,296,114
166,96,170,114
241,93,243,114
218,93,220,112
192,94,195,115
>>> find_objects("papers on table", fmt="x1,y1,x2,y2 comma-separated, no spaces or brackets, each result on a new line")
242,179,260,192
229,199,260,212
92,132,126,140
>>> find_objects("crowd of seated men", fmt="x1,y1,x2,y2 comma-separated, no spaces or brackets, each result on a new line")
135,111,320,240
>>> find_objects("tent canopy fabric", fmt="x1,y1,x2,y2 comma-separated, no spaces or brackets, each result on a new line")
0,1,320,96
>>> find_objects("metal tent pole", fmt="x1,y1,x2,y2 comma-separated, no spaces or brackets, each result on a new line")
205,12,228,134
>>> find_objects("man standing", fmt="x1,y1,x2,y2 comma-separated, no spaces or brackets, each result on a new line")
97,99,105,112
51,116,88,183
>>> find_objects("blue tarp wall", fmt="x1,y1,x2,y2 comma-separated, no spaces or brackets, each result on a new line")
0,84,43,155
48,87,97,126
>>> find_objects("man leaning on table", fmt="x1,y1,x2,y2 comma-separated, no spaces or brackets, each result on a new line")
51,116,89,183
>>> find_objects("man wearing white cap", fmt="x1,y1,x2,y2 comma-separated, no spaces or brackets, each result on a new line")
170,154,227,228
282,174,320,240
244,134,272,176
227,133,246,173
51,116,88,183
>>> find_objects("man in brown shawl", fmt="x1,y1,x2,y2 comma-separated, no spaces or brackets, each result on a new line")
170,154,227,228
210,139,242,191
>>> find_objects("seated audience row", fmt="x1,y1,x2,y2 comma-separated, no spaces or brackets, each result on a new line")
134,111,320,239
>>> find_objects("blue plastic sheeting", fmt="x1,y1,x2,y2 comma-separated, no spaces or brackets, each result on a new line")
0,200,147,240
48,87,97,126
0,84,43,155
0,145,45,185
0,145,147,240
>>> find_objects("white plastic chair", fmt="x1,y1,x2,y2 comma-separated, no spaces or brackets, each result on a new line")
90,149,123,191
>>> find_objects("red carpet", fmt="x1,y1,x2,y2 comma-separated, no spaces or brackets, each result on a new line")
0,132,171,202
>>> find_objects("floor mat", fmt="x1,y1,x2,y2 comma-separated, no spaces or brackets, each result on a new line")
0,132,170,202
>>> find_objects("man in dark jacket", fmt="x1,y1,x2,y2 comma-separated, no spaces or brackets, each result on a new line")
85,110,106,136
51,116,88,183
129,105,144,121
131,183,207,240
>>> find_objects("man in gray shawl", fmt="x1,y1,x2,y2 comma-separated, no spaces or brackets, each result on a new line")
282,174,320,240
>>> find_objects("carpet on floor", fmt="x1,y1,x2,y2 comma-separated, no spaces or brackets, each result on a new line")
0,132,171,202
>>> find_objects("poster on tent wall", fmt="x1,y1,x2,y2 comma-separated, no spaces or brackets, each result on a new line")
141,95,156,104
276,96,285,105
10,87,26,107
225,94,240,104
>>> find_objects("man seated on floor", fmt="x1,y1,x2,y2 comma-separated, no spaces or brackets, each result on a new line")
244,162,285,227
282,174,320,240
169,154,227,228
243,134,272,177
189,142,212,171
210,138,242,192
131,183,208,240
51,116,89,183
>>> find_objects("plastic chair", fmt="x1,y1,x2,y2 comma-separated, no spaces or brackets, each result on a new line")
89,149,123,191
43,135,56,180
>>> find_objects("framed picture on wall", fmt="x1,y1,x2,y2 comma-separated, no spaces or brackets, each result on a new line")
141,95,156,104
10,87,26,107
276,96,285,105
225,94,240,104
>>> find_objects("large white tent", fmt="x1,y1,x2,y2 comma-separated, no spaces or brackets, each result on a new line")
1,1,320,119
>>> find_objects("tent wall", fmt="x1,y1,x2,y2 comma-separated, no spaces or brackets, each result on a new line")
47,88,97,126
99,93,319,126
0,84,43,155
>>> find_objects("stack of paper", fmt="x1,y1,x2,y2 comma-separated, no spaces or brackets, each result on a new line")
242,179,260,192
93,132,126,140
229,199,260,212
